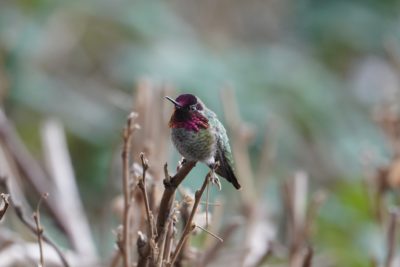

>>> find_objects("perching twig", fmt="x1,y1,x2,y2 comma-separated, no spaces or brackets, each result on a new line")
168,171,212,267
33,193,49,267
156,161,196,242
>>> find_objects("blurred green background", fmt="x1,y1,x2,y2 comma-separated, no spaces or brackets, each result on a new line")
1,0,400,266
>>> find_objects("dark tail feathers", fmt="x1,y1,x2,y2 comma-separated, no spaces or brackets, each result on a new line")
215,160,241,190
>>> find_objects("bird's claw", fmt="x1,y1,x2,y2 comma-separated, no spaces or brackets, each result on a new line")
210,172,222,191
177,157,187,171
180,158,187,165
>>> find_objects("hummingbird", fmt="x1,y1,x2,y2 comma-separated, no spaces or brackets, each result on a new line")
165,94,241,190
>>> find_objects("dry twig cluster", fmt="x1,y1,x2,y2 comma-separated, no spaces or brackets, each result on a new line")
0,83,398,267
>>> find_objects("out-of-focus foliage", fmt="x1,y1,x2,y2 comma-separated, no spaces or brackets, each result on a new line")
1,0,400,264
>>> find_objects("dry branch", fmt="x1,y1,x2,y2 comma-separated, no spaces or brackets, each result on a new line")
138,153,156,240
137,152,158,265
33,193,49,267
156,161,196,243
15,205,69,267
121,112,138,267
168,171,212,267
0,177,69,267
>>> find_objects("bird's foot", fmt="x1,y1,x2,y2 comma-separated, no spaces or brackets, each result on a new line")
208,161,221,190
210,172,222,191
177,157,187,171
180,157,187,165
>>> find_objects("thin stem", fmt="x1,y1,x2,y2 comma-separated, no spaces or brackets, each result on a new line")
156,161,196,242
163,218,175,263
0,178,69,267
139,153,155,239
121,112,137,267
14,205,69,267
33,193,49,267
168,171,211,267
196,225,223,243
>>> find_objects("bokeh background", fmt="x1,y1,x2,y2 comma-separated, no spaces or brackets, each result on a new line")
1,0,400,266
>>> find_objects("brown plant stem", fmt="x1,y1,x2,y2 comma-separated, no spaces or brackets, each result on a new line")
15,205,69,267
168,171,211,267
33,193,49,267
163,216,176,264
138,153,156,239
138,153,158,265
121,112,138,267
0,177,69,267
156,161,196,243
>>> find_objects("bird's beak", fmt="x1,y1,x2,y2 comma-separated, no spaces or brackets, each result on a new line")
165,96,182,108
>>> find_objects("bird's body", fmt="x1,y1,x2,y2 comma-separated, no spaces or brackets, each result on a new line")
166,94,241,190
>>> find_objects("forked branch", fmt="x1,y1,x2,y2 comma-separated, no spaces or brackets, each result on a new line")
156,161,196,242
168,171,212,267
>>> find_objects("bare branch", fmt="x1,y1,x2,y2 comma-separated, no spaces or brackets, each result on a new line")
156,160,196,242
168,171,211,267
163,215,176,264
121,112,138,267
138,153,156,239
33,193,49,267
0,177,69,267
14,205,69,267
137,152,158,265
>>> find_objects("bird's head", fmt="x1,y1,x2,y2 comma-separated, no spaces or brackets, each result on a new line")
165,94,204,113
165,94,209,130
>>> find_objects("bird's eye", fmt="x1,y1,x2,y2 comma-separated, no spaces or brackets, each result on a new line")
189,105,196,111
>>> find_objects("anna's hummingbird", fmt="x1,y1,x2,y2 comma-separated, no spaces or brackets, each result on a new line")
165,94,241,190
